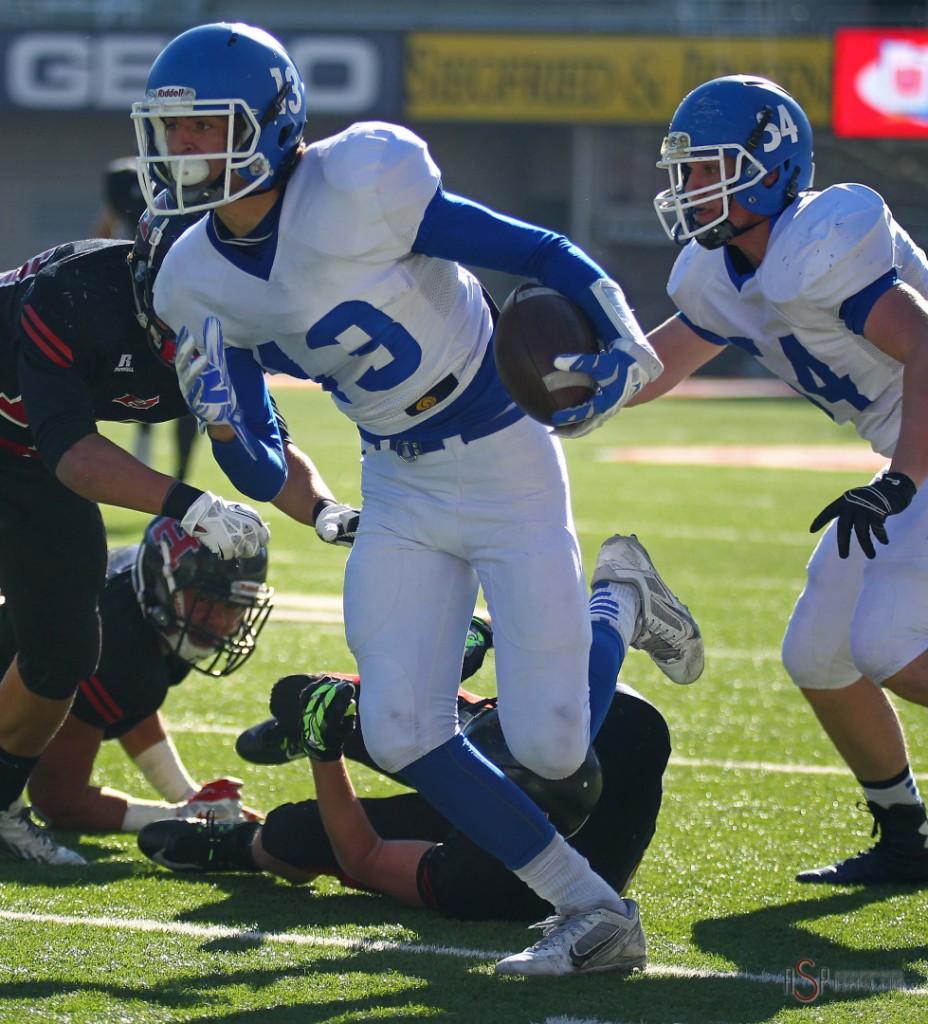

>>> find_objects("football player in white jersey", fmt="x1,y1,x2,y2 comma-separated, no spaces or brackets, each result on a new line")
131,23,704,976
563,74,928,885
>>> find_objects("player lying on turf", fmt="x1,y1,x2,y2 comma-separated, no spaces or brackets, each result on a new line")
0,515,271,843
139,533,697,975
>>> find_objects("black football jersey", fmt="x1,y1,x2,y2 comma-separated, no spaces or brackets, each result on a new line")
0,240,191,469
0,544,190,739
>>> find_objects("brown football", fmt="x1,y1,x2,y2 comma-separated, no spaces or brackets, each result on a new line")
493,284,599,435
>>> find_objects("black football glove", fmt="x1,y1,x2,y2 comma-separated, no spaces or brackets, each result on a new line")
461,615,493,682
300,676,357,761
810,471,916,559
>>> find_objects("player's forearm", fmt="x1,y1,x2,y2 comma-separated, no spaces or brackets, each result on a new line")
55,433,176,512
891,341,928,488
34,782,176,833
310,759,430,905
118,712,169,758
272,441,337,526
131,735,199,803
310,759,383,876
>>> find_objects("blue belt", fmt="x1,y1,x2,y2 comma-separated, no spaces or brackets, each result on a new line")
359,403,525,462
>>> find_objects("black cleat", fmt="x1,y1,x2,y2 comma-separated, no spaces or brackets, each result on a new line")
236,718,304,765
138,817,261,873
797,802,928,885
237,673,350,765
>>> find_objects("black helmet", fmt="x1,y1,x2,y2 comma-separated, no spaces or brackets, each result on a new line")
127,188,213,364
464,707,602,837
133,515,273,677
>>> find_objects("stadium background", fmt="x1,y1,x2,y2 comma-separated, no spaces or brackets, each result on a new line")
1,0,926,376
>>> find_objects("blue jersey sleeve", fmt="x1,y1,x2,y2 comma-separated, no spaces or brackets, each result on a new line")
412,188,621,343
209,347,286,501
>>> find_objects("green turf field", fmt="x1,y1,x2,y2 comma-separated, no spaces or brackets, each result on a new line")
2,390,926,1024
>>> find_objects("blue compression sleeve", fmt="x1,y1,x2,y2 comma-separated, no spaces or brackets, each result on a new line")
412,187,624,344
588,621,624,739
209,347,286,501
400,733,556,871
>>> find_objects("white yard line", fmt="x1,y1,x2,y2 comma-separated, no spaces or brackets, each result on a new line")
158,719,928,783
0,910,924,997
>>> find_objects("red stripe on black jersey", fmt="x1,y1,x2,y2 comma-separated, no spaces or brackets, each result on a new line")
0,436,37,459
78,675,123,725
21,304,74,367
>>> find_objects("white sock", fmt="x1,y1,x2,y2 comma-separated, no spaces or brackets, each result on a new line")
862,766,923,809
589,581,640,649
514,832,627,916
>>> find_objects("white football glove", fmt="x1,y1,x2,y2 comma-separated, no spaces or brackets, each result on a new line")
314,502,360,547
180,490,270,559
551,278,663,438
175,316,257,459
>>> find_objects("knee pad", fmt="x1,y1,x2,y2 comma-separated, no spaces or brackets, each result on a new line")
781,605,858,691
849,573,923,685
18,638,101,701
501,696,589,782
261,801,337,873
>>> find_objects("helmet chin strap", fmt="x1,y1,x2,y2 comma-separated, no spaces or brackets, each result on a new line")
692,218,751,250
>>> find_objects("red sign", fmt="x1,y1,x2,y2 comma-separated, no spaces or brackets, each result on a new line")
834,27,928,137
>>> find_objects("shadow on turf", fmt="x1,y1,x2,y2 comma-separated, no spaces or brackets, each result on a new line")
692,888,928,1014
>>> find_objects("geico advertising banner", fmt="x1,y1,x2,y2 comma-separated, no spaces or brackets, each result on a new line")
405,33,832,124
0,31,402,115
834,28,928,138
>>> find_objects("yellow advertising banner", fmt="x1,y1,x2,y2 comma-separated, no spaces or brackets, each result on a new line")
406,34,832,125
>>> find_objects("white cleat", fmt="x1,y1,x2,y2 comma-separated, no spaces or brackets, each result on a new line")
495,901,648,977
0,799,86,865
591,534,704,685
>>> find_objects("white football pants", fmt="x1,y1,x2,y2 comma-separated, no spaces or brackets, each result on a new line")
782,471,928,689
344,414,592,777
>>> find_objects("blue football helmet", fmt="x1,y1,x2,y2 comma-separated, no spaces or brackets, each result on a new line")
132,22,306,215
127,190,207,364
653,75,815,249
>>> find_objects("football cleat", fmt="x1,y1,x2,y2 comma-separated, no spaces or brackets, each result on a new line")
0,799,86,865
797,802,928,885
495,901,647,976
237,672,354,765
138,816,261,872
591,534,704,685
235,717,304,765
178,777,262,823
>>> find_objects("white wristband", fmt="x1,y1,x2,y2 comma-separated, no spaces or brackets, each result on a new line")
132,738,198,803
121,799,182,833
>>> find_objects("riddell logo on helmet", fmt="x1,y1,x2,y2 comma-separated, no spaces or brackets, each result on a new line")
149,87,196,101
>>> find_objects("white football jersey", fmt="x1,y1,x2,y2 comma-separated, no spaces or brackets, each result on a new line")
668,184,928,457
155,122,493,436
